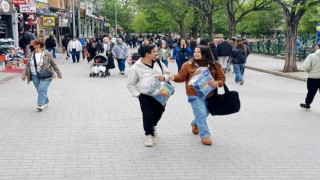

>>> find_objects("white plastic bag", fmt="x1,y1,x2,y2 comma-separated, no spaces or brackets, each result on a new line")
138,74,161,95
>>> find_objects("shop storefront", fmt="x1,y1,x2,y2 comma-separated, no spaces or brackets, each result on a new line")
0,0,17,53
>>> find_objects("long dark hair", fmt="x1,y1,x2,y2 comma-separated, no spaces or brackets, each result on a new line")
191,45,216,69
236,42,247,56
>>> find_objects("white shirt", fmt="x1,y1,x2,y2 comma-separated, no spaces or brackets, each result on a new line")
71,41,77,49
30,52,44,75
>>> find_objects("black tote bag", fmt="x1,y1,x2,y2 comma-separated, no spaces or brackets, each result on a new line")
206,84,240,116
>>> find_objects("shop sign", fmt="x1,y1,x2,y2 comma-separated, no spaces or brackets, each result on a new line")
43,16,55,26
36,2,49,14
0,0,13,14
19,4,36,13
59,18,68,27
12,0,25,4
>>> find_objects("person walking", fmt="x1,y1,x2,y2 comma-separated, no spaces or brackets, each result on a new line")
21,38,63,111
22,29,36,57
78,34,86,61
158,41,171,67
230,42,249,85
300,42,320,109
67,36,82,63
99,37,115,71
45,34,57,59
127,44,171,147
112,38,129,75
169,45,225,145
62,34,71,59
172,39,192,72
217,37,233,73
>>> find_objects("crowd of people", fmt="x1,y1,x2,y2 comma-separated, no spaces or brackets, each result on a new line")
18,31,320,147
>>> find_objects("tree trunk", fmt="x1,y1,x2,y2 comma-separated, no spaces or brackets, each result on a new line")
178,20,186,38
283,20,298,72
207,14,215,39
199,15,207,38
192,8,199,38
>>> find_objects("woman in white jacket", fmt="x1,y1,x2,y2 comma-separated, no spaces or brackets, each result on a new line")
67,36,82,63
300,42,320,109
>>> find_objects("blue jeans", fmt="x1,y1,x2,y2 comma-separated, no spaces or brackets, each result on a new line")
47,48,56,58
162,60,168,67
188,96,210,138
71,49,80,63
177,59,187,72
233,63,245,83
117,59,126,72
31,74,52,106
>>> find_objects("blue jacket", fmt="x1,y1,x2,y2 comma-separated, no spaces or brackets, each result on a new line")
172,46,192,62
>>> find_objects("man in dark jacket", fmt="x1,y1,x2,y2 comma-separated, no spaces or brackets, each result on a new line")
217,37,233,73
62,34,71,59
45,34,57,58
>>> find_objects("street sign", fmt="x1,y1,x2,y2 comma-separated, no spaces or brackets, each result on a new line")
19,4,36,13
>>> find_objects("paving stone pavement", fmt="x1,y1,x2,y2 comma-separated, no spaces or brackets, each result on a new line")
0,51,320,180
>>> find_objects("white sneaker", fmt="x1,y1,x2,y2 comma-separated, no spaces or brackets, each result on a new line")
144,135,154,147
36,105,44,111
153,126,158,138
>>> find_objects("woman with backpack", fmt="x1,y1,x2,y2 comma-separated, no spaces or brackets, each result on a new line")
230,42,250,85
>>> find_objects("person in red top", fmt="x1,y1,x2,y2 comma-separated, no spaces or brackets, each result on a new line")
169,45,226,145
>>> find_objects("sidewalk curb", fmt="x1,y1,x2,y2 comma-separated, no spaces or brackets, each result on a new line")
245,65,307,82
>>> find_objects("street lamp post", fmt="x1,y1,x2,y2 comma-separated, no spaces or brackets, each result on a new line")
115,0,117,37
72,0,76,36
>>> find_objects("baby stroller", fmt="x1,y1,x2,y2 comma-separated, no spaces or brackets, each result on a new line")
89,53,110,77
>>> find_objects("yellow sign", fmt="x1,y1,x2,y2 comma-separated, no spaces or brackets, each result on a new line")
317,26,320,31
43,17,55,26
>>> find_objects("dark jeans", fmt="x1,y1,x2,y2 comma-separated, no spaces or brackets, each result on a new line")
139,94,165,136
305,78,320,105
117,59,126,72
177,59,187,72
71,49,80,63
47,47,56,58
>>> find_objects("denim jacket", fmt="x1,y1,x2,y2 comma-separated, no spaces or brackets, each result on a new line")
172,46,192,62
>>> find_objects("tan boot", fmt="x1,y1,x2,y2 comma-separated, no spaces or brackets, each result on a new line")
201,137,212,145
191,124,199,135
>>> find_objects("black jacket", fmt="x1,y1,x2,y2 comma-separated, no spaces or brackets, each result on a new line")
217,41,233,56
230,48,247,64
45,38,56,48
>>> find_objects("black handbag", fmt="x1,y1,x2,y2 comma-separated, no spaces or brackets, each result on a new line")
206,84,240,116
33,52,53,79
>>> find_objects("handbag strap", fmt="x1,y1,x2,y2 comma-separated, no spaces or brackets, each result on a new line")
32,51,45,73
214,83,230,95
156,59,164,75
33,53,38,72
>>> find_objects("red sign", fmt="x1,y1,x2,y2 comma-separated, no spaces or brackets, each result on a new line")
12,0,26,5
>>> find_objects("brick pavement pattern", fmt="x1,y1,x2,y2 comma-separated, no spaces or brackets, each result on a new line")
0,52,320,179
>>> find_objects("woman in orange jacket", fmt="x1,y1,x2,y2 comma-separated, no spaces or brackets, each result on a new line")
169,45,226,145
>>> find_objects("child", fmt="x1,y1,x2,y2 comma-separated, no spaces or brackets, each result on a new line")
158,41,171,67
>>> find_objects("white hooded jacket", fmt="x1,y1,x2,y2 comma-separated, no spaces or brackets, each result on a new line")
127,59,171,97
303,49,320,79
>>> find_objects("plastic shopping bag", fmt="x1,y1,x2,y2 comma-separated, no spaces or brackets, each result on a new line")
188,67,216,99
150,81,175,106
138,74,161,95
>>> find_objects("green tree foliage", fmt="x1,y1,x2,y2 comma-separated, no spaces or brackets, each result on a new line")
131,9,178,33
237,5,283,37
298,6,320,34
99,0,135,33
